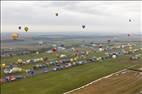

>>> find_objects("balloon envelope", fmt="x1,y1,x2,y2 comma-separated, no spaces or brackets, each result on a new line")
52,48,57,52
2,64,6,67
24,27,29,32
11,33,19,40
18,26,21,30
82,25,85,29
60,44,64,47
38,41,43,45
107,40,111,43
17,59,23,63
56,13,58,16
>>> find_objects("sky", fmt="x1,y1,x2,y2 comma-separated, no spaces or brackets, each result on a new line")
1,1,142,34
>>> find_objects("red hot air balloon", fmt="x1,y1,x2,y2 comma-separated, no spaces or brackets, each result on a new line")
52,48,57,53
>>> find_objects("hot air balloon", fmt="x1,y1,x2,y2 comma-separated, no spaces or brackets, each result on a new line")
52,48,57,53
18,26,21,30
82,25,86,29
24,27,29,32
127,34,131,43
17,59,23,64
129,19,131,22
60,44,64,47
56,13,58,16
1,64,6,68
107,40,111,43
11,32,19,40
38,41,43,46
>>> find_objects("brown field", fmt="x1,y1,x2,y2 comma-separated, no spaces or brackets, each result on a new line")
71,69,142,94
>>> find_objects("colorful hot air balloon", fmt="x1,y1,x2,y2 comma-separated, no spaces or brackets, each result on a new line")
18,26,21,30
11,32,19,40
52,48,57,53
24,27,29,32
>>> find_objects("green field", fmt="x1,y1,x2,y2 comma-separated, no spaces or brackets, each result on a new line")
1,44,142,94
1,56,141,94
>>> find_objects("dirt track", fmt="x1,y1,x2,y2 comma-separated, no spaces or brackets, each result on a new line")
71,70,142,94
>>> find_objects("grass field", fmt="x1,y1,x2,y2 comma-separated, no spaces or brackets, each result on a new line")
1,56,140,94
71,70,142,94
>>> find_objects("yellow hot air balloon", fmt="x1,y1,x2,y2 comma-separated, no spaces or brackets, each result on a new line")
70,58,73,62
16,59,23,64
1,63,6,68
24,27,29,32
11,32,19,40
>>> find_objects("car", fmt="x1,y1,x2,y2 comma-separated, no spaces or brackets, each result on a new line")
15,75,24,80
88,57,97,62
77,61,85,65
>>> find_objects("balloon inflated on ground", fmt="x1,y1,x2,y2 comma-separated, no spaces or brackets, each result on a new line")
52,48,57,53
1,64,6,68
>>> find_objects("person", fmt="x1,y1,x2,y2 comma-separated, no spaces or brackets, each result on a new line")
27,69,35,76
9,64,13,69
0,78,5,84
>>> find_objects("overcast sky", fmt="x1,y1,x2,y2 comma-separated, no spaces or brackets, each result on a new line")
1,1,142,34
